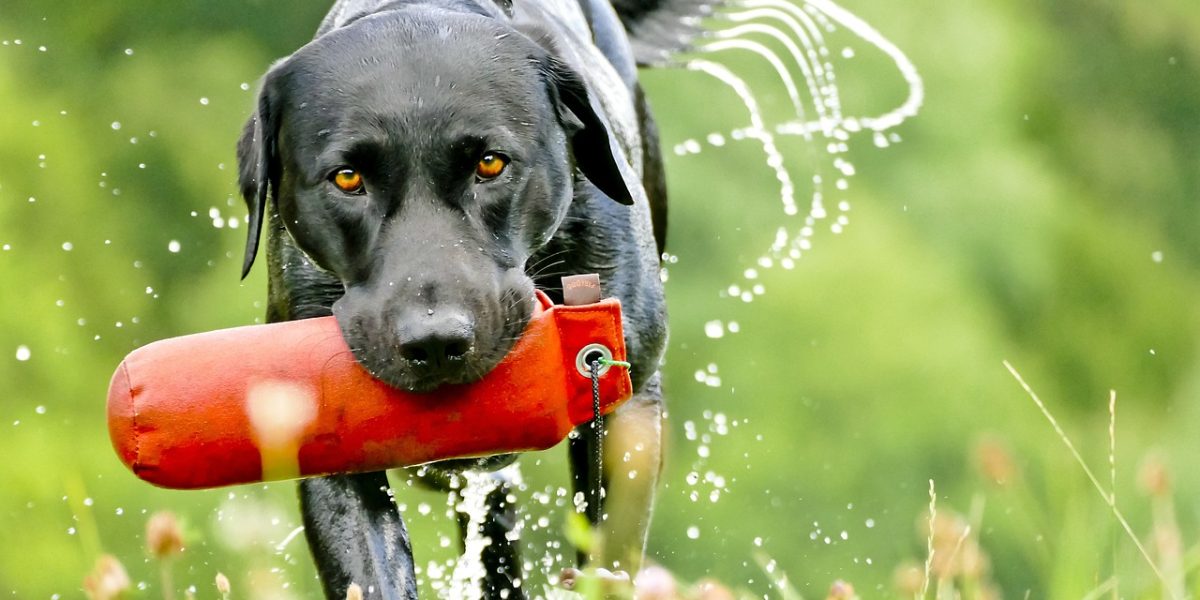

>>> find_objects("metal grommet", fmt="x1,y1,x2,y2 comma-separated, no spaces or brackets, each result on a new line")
576,343,612,377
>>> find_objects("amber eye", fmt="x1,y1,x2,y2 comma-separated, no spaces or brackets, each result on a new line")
475,152,509,180
331,168,365,194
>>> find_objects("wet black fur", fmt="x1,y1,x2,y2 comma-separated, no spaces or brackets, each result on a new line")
234,0,700,595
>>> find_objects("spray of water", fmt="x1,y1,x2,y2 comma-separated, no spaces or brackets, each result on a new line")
439,471,501,600
686,60,797,217
673,0,922,333
669,1,922,550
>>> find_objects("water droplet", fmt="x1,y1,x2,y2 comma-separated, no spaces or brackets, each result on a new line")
15,346,31,361
199,97,210,106
111,121,121,130
704,320,724,338
35,405,45,414
167,240,181,253
1151,250,1163,263
686,526,700,539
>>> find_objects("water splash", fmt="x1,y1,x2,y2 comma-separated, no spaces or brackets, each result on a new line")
432,465,527,599
674,0,922,349
686,60,797,217
705,34,805,119
440,471,499,600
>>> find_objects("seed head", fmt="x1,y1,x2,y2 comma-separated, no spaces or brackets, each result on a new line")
892,562,924,596
633,565,678,600
691,578,735,600
825,579,858,600
974,436,1017,486
215,572,231,596
146,510,185,559
1138,453,1171,498
83,554,131,600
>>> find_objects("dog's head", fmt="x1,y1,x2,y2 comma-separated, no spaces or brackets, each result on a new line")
237,9,635,392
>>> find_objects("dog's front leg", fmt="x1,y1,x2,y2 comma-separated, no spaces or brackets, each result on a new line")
300,472,418,600
569,372,664,575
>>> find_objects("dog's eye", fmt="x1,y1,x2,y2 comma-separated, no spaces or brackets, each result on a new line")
475,153,508,180
331,168,365,194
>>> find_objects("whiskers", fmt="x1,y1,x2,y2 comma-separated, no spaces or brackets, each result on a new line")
528,259,568,282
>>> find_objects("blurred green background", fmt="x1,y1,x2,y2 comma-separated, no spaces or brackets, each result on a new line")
2,0,1199,597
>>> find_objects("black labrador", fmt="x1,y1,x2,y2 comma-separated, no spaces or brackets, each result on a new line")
235,0,712,596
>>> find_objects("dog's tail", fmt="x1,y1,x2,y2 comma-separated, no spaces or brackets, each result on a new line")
609,0,722,66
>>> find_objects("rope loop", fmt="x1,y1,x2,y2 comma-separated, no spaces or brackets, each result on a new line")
585,356,631,527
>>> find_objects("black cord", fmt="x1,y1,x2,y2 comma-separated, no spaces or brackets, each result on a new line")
588,359,604,526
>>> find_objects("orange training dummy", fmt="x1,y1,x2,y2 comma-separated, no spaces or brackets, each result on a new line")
107,290,631,489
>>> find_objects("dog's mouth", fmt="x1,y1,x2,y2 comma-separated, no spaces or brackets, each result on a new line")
383,352,490,394
337,289,536,394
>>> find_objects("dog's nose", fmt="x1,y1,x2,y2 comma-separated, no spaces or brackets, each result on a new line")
397,311,474,368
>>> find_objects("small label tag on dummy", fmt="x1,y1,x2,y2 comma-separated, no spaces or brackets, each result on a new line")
561,274,602,306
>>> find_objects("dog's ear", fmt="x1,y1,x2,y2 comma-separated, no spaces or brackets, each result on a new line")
236,69,284,279
541,57,636,205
